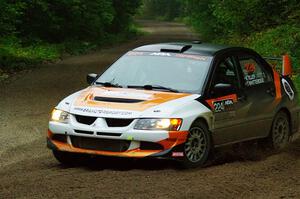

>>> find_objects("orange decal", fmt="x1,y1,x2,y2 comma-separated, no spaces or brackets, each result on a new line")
273,69,282,100
205,94,238,110
49,131,189,158
159,131,189,149
244,63,256,74
51,139,159,158
74,87,191,112
47,129,53,138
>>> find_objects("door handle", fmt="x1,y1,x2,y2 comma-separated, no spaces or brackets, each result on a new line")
266,87,275,96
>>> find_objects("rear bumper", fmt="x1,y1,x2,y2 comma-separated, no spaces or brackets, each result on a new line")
47,129,188,158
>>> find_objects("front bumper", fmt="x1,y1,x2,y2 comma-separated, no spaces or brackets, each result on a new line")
48,118,188,158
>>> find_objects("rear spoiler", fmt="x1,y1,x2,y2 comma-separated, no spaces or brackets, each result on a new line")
263,55,293,77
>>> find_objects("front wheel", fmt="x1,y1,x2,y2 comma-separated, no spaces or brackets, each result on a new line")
269,111,290,150
181,120,212,168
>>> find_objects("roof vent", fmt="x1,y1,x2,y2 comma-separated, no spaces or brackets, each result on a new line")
94,96,144,103
192,40,202,44
160,45,192,53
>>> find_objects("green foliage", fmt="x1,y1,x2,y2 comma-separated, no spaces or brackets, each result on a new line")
209,0,296,35
140,0,300,74
0,0,142,73
3,0,141,42
183,0,217,40
214,24,300,70
0,0,25,35
17,0,115,42
110,0,141,32
140,0,183,21
184,0,300,39
0,36,62,70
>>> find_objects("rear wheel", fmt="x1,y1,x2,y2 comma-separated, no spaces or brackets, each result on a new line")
181,120,212,168
52,150,88,166
269,111,290,150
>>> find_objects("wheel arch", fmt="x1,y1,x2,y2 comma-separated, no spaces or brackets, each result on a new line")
275,107,292,135
191,116,210,129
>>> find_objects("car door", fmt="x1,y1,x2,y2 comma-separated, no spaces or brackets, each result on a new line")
234,52,276,138
205,55,250,145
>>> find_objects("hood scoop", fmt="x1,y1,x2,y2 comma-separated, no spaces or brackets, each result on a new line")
93,96,145,103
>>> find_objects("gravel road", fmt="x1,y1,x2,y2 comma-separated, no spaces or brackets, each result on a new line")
0,20,299,199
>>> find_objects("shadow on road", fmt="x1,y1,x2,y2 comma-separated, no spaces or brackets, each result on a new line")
52,137,300,171
56,156,181,171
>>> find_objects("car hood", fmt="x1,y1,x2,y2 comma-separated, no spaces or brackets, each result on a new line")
57,86,201,118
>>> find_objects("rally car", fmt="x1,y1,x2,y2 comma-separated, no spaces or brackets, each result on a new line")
47,42,300,168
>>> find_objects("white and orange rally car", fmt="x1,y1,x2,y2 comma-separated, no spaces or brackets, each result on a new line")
48,42,300,168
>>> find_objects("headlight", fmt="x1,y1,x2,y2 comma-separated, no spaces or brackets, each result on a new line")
50,109,69,123
134,118,182,131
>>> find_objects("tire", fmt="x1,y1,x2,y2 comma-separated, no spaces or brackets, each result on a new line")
180,120,212,168
269,111,290,150
52,150,88,166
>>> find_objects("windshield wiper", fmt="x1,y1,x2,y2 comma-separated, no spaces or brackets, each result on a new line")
95,81,122,88
127,85,179,93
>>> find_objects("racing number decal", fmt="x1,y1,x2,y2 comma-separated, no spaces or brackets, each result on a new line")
206,94,237,113
213,99,234,113
213,101,225,112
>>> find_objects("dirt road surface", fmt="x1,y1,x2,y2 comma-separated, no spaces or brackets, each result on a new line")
0,21,299,199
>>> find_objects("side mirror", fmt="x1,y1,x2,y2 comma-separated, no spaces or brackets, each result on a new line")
213,83,235,95
87,73,98,85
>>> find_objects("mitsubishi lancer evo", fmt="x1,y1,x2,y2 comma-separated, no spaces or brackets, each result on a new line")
47,42,300,168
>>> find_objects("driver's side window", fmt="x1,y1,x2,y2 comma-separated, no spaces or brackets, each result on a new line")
211,57,239,97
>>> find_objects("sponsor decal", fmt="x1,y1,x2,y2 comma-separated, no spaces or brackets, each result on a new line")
150,52,171,57
206,94,237,113
126,51,209,61
244,63,256,73
282,79,294,100
172,152,184,157
127,136,134,141
175,54,208,61
127,51,144,56
245,77,264,86
73,107,133,116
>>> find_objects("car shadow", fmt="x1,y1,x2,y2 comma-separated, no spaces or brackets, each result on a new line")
57,156,182,171
55,139,300,171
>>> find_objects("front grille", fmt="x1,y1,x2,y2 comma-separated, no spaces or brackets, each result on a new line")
70,136,130,152
97,132,122,137
75,115,97,125
105,118,134,127
74,129,94,135
140,141,164,150
94,97,144,103
52,134,67,143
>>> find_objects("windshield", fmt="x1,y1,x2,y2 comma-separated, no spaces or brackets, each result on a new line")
95,52,212,93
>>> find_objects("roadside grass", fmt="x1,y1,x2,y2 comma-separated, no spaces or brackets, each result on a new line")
0,25,142,81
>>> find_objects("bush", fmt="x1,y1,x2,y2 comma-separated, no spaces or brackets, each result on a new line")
214,24,300,71
140,0,183,21
0,36,62,70
0,0,142,73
